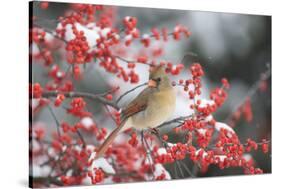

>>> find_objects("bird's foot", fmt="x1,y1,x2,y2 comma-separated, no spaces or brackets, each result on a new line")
148,127,159,135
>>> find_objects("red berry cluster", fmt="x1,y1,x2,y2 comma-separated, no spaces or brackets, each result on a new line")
96,128,107,141
54,94,65,107
165,62,184,75
261,139,269,153
128,132,138,147
242,98,253,123
210,87,228,107
66,30,91,64
31,28,46,43
177,63,205,99
155,172,167,180
31,28,54,65
245,138,258,152
195,128,214,148
88,168,105,184
48,65,66,82
221,78,230,89
31,83,42,98
34,127,45,140
67,98,91,117
40,2,49,10
173,24,191,40
137,55,148,63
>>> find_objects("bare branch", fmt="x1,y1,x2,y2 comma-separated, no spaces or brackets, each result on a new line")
116,82,147,104
47,105,61,138
76,129,86,148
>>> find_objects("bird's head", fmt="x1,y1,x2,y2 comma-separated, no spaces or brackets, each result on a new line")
148,65,172,89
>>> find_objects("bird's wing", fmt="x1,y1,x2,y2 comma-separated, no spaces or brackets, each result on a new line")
94,87,153,160
121,87,153,120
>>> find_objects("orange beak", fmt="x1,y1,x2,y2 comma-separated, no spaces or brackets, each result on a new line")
148,79,157,88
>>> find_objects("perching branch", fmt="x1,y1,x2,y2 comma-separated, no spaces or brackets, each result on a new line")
156,115,193,130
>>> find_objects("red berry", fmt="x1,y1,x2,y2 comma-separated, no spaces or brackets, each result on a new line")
105,94,113,101
162,134,168,141
40,2,49,10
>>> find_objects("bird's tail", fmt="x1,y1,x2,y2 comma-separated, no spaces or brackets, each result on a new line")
94,119,128,160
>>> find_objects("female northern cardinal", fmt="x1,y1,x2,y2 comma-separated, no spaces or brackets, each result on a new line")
94,66,176,159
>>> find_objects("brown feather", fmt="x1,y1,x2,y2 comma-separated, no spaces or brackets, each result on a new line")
95,88,153,160
94,119,127,160
121,87,153,119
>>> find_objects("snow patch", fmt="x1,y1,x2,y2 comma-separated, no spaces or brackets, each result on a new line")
124,34,133,41
142,34,149,39
32,140,41,152
214,155,227,162
91,157,116,174
198,99,215,108
32,165,51,177
205,115,213,122
80,117,94,129
215,122,235,134
243,153,253,162
31,99,40,110
157,147,168,155
56,22,104,47
197,128,207,135
31,43,40,55
195,149,208,158
154,163,171,180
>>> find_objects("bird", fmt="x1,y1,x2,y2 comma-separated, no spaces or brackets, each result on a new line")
94,65,176,160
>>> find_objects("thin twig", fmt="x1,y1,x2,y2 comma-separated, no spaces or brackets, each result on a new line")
175,160,184,178
113,55,154,66
141,130,155,180
76,129,86,148
47,105,61,138
116,82,147,104
179,161,194,177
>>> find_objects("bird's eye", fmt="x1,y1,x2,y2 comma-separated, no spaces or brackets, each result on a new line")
157,77,161,82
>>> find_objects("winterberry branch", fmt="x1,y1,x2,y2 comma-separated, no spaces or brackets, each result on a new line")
76,129,86,148
113,55,154,66
225,66,271,122
42,91,120,110
33,23,68,43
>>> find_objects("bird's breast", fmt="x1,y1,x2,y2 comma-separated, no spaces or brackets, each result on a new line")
130,88,176,130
